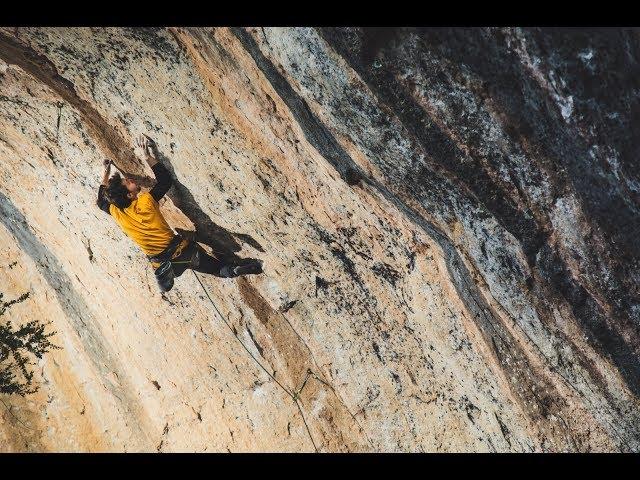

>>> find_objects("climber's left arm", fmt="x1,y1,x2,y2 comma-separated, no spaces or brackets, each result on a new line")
149,163,173,202
96,159,112,214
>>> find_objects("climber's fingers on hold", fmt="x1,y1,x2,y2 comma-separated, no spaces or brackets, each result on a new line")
133,134,154,158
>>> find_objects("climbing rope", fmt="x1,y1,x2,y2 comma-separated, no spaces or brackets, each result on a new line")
191,270,319,452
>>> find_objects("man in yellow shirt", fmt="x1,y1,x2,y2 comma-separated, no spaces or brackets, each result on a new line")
97,135,262,292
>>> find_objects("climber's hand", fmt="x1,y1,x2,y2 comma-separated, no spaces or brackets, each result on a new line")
134,134,158,167
103,159,112,170
134,135,147,157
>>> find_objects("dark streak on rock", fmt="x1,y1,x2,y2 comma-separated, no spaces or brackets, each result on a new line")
245,325,264,358
233,26,640,449
0,191,153,445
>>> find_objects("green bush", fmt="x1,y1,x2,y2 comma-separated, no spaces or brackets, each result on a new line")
1,292,60,396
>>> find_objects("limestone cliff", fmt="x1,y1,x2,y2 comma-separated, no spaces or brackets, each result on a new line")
0,27,638,452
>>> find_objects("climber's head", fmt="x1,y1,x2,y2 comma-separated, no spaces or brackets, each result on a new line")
105,172,140,209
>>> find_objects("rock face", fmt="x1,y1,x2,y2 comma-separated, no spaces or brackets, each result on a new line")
0,27,638,452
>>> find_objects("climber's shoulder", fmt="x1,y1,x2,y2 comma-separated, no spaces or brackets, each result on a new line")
107,193,157,217
137,191,158,208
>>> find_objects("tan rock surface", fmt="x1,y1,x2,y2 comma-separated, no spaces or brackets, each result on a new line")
0,27,638,452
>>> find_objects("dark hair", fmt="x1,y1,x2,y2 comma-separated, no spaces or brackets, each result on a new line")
105,172,132,209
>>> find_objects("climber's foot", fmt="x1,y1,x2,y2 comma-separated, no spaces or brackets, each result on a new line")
233,261,263,276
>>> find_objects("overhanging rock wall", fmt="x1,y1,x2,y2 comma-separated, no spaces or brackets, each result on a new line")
0,27,638,452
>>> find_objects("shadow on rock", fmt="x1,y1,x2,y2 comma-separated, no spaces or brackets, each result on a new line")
151,141,264,267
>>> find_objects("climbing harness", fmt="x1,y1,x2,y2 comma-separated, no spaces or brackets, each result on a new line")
147,235,184,292
147,235,199,292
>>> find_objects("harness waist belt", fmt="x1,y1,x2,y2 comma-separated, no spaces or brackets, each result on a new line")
147,235,184,264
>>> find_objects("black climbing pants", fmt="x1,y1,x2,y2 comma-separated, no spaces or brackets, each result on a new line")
172,241,235,278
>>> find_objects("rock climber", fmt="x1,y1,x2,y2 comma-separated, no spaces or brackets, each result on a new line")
96,134,262,292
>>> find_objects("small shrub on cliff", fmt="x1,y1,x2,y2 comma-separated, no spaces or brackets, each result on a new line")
1,292,60,396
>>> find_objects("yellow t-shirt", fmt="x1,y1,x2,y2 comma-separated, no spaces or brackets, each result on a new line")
109,192,188,265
